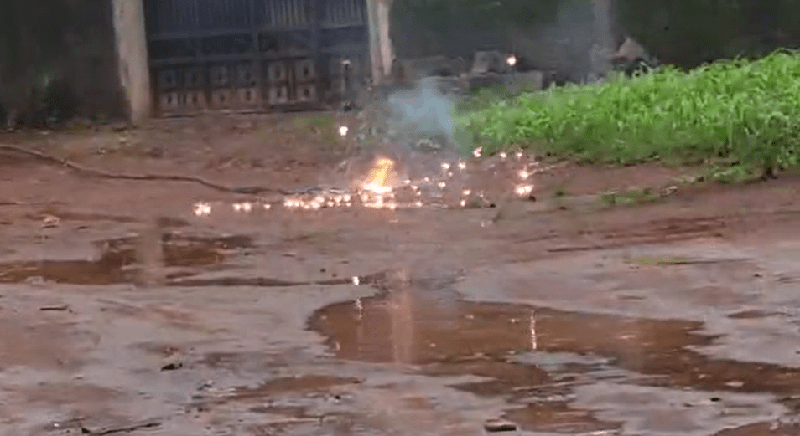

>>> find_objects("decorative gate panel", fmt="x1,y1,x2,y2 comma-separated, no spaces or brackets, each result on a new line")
144,0,370,116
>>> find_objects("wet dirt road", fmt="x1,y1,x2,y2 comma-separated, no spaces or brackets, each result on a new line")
1,119,800,436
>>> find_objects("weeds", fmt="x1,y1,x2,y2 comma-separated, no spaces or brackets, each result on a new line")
462,49,800,175
599,187,662,207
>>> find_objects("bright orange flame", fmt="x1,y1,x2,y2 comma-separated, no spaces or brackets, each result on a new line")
361,157,394,194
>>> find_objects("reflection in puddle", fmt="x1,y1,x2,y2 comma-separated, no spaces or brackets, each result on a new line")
0,233,254,285
308,291,800,433
168,271,387,288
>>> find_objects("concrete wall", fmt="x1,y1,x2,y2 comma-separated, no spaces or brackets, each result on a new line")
111,0,151,125
0,0,127,123
366,0,395,85
0,0,151,124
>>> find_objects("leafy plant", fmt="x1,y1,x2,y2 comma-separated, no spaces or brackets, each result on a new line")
461,49,800,176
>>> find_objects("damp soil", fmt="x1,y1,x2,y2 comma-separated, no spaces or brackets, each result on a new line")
0,233,255,285
308,291,800,432
713,421,800,436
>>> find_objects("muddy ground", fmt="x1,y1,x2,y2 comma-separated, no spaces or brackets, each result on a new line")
0,114,799,436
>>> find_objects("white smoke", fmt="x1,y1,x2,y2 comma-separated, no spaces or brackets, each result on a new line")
385,76,459,152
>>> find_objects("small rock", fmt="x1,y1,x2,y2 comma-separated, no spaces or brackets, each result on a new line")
39,305,69,311
161,361,183,371
41,215,60,228
25,276,46,286
484,418,517,433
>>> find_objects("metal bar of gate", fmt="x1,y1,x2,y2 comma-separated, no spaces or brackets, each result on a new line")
310,0,321,104
250,0,263,110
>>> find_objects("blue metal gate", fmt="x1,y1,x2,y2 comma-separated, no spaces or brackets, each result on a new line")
144,0,370,116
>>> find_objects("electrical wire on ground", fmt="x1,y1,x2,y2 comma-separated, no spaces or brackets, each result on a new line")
0,144,292,195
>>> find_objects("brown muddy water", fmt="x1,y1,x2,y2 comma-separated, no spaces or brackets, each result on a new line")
308,289,800,433
0,233,255,285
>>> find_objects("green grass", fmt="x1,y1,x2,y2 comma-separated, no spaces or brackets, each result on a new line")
461,49,800,174
599,187,662,207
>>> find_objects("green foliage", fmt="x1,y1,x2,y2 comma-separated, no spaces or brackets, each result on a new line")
391,0,559,58
461,50,800,174
0,0,119,120
393,0,558,31
617,0,800,68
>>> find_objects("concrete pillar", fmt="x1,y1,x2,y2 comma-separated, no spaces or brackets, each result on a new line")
592,0,614,76
112,0,151,124
366,0,394,85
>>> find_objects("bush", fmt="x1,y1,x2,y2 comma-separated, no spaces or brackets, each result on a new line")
462,49,800,172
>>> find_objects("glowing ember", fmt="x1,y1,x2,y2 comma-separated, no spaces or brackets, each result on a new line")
473,147,482,158
233,202,253,212
338,125,349,137
515,184,534,196
352,276,360,286
506,55,518,66
192,149,550,214
361,157,394,194
193,202,211,216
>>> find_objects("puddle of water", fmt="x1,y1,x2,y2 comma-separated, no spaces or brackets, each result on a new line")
232,375,361,400
168,271,387,288
728,310,783,320
0,233,254,285
308,291,800,432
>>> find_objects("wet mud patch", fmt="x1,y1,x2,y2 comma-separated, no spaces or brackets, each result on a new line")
714,421,800,435
0,233,254,285
190,374,362,433
232,375,361,400
728,310,785,320
308,292,800,432
24,210,139,224
549,216,728,253
503,402,621,433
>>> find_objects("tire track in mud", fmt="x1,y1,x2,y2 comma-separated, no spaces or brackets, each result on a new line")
548,216,728,253
546,205,800,253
